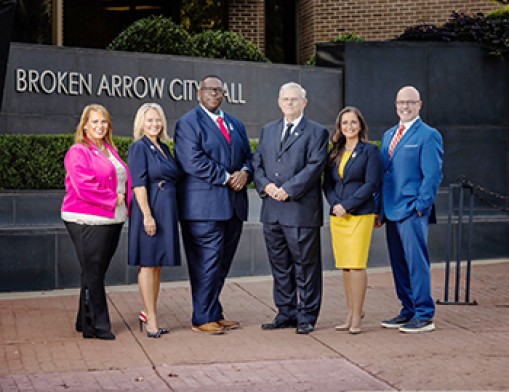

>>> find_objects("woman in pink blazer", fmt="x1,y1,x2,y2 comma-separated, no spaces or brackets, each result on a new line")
61,104,132,340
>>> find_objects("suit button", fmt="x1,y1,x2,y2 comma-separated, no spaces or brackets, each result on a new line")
275,173,279,177
109,177,112,180
277,158,282,162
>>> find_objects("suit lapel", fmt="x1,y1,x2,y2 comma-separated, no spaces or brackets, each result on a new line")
280,117,307,154
391,118,421,159
342,142,363,179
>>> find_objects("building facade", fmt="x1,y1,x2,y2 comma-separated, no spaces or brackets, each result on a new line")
228,0,500,64
10,0,502,65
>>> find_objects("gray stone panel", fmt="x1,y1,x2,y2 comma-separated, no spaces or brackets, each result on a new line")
1,44,341,140
252,224,271,276
15,191,64,225
0,194,13,226
105,227,128,285
344,41,429,141
0,231,55,291
300,68,343,131
57,229,80,288
428,45,509,127
441,126,507,193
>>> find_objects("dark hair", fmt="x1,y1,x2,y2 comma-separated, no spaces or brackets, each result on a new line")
328,106,369,166
199,75,224,88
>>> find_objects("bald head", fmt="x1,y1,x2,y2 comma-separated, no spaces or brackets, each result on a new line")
397,86,420,101
395,85,422,123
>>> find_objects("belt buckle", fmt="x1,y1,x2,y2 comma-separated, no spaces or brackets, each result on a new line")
158,180,166,190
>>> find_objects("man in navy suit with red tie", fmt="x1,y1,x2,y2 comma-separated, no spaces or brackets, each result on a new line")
376,85,443,333
253,82,329,334
174,75,252,334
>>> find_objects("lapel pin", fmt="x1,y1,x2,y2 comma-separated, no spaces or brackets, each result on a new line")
352,152,357,158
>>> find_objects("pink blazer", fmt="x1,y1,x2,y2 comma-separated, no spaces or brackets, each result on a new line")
61,139,132,219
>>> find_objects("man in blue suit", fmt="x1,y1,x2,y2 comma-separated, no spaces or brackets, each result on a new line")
253,82,329,334
376,85,443,333
174,75,252,334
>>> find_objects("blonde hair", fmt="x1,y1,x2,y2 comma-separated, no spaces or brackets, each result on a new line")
74,104,116,149
133,103,169,142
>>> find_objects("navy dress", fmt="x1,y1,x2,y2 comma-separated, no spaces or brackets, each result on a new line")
128,136,181,267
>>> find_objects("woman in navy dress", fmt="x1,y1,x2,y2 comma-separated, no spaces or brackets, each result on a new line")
128,103,181,338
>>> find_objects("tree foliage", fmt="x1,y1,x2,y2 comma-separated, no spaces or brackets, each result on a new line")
398,12,509,56
107,15,195,56
192,30,269,62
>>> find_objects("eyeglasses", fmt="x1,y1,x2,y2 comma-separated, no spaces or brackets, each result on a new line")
395,100,420,106
201,87,224,95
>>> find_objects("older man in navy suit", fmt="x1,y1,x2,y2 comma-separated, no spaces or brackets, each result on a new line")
174,75,252,334
253,82,329,334
376,85,443,333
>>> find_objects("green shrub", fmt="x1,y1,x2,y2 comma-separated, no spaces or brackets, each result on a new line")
192,30,269,62
107,16,195,56
487,5,509,19
0,134,133,190
307,33,363,66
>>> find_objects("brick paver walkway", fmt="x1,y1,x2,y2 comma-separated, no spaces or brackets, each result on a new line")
1,261,508,391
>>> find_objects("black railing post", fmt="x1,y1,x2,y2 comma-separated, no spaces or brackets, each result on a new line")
437,182,477,306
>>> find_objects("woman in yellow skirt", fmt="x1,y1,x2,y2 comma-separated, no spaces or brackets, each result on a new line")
323,106,383,334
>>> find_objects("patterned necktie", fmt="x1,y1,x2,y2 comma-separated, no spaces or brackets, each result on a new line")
388,124,405,158
281,123,293,148
217,117,231,143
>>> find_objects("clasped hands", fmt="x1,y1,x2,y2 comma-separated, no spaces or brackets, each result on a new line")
332,203,348,217
228,170,249,192
264,183,289,202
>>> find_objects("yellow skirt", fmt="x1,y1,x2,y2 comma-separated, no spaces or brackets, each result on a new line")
330,214,375,269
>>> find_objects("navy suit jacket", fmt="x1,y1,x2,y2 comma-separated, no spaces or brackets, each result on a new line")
252,116,329,227
380,118,443,222
323,142,383,216
174,105,252,221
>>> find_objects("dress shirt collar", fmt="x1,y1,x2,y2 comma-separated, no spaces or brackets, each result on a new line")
284,114,303,131
399,116,420,135
200,103,224,123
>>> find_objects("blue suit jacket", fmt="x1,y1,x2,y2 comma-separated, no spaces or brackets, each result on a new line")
323,142,383,216
174,105,252,221
380,118,443,222
252,116,329,227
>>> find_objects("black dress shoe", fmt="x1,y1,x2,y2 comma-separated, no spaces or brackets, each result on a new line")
296,323,314,334
83,330,116,340
261,318,297,330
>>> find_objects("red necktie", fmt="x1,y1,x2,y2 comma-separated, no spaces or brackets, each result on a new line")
389,124,405,158
217,117,231,143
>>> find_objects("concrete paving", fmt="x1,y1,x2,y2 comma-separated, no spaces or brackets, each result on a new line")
1,260,508,391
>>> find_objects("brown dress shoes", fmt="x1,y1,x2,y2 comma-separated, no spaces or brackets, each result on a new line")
191,321,225,334
217,319,240,330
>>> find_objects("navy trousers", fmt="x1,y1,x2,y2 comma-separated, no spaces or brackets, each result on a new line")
263,223,322,326
386,212,435,321
180,216,243,326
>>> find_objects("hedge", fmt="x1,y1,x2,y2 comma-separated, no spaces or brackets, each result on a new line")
0,134,260,190
0,134,382,191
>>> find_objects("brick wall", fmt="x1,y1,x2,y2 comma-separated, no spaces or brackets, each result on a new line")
301,0,500,63
297,0,316,64
228,0,265,53
228,0,501,65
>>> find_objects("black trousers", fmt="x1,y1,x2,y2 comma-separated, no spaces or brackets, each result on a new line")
65,222,123,335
